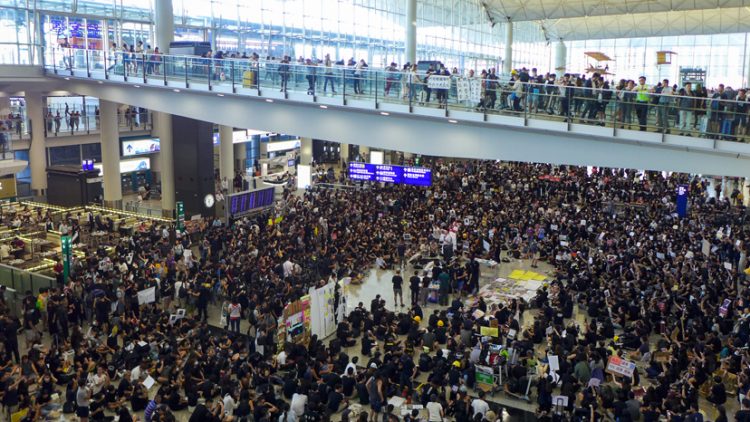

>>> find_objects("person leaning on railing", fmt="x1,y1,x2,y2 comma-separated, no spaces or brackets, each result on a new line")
677,82,696,136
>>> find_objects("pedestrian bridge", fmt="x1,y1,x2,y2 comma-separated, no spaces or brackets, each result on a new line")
31,49,750,177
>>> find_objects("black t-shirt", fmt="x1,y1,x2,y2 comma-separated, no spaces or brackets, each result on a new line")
409,276,421,290
392,275,403,290
342,376,356,397
736,410,750,422
327,391,344,411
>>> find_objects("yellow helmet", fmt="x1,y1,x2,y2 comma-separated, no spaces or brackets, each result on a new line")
413,316,421,323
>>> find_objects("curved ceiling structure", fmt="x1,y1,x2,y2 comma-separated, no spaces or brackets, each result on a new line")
482,0,750,40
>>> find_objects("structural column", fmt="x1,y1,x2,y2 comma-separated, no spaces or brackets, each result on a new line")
153,111,174,215
503,20,513,74
219,125,234,191
555,40,567,73
26,93,46,197
300,137,313,166
154,0,174,53
99,100,122,208
234,142,246,174
340,143,349,164
405,0,417,65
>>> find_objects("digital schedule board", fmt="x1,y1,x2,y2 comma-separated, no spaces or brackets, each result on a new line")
227,187,276,218
348,162,432,186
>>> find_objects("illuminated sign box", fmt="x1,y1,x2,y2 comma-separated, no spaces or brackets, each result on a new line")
348,162,432,186
0,175,17,199
122,138,160,157
93,157,151,176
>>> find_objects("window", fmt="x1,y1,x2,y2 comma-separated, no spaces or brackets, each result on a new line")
14,150,29,182
49,145,81,166
81,142,102,162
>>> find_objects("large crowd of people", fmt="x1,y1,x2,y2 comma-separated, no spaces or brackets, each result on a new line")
58,40,750,141
0,159,749,422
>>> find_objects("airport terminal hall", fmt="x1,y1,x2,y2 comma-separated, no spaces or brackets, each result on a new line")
7,1,750,422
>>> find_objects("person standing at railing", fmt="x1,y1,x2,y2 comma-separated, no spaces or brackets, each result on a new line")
152,47,162,75
121,44,131,74
435,65,451,108
323,54,336,94
421,65,434,104
53,112,61,135
384,62,398,97
632,76,651,132
279,56,290,92
353,59,366,95
60,37,72,70
134,41,144,75
45,111,53,135
144,44,154,74
734,89,748,140
677,82,695,136
657,79,674,134
106,42,117,74
305,59,317,95
510,71,523,111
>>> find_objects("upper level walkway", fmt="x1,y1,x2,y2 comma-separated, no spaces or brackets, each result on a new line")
33,48,750,176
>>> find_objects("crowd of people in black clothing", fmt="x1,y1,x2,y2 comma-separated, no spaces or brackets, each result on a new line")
2,159,750,421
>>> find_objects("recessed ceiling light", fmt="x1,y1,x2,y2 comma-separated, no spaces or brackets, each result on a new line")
265,99,273,103
448,119,457,123
320,105,328,109
380,112,390,116
97,81,103,84
173,89,180,92
64,77,70,80
134,85,140,88
217,94,224,97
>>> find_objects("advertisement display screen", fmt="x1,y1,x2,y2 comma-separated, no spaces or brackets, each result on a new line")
348,162,432,186
120,157,151,173
227,187,276,218
122,138,160,157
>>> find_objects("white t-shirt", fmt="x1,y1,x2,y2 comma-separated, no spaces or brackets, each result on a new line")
290,393,307,417
426,401,443,422
223,394,236,416
277,351,287,366
345,362,358,376
471,398,490,417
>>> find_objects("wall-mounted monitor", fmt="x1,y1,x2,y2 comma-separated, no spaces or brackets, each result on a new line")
122,138,160,157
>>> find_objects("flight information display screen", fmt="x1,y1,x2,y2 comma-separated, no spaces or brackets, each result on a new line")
227,187,275,218
348,162,432,186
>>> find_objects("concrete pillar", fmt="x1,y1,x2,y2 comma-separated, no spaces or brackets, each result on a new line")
26,93,46,197
234,142,246,174
359,145,370,162
154,0,174,53
219,125,233,192
99,100,122,208
406,0,417,65
340,143,349,163
503,20,513,74
743,177,750,207
300,137,312,166
153,111,174,215
0,96,11,117
555,40,567,73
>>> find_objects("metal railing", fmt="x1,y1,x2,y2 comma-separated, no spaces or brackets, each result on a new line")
3,111,152,141
0,262,55,295
40,47,750,145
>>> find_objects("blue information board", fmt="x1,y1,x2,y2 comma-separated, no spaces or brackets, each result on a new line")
228,187,275,218
348,162,432,186
676,184,688,218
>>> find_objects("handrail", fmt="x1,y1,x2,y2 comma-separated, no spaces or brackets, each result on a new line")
42,46,750,146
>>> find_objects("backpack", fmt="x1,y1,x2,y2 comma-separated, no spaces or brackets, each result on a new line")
178,285,188,299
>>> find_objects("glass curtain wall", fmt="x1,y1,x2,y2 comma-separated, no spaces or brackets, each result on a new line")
566,34,747,89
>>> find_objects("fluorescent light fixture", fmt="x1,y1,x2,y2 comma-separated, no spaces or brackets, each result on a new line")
319,105,328,109
217,93,224,97
265,99,274,103
134,85,141,88
173,89,180,92
380,112,390,116
97,81,103,84
448,119,457,123
64,77,70,80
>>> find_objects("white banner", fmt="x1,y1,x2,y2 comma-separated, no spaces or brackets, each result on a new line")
309,282,337,339
137,286,156,305
456,78,482,102
427,75,451,90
